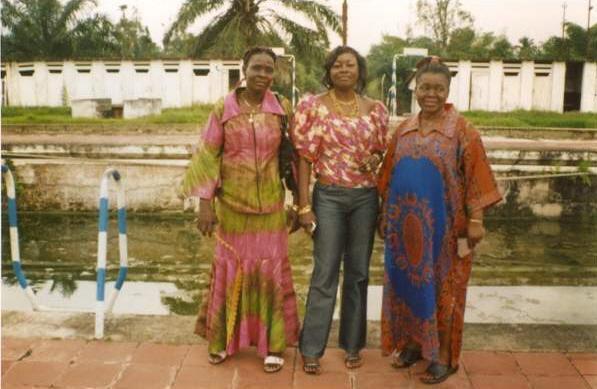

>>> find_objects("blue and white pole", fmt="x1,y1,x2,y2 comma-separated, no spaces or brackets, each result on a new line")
389,53,400,117
1,162,40,311
95,168,128,339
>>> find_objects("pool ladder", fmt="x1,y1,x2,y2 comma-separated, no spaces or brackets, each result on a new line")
1,163,128,339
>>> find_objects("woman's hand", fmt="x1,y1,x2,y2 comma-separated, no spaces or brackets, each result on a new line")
467,219,485,248
286,206,301,234
298,209,317,237
377,214,386,239
358,153,382,173
197,199,217,237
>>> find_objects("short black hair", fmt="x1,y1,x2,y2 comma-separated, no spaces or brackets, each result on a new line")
415,56,451,86
322,46,367,94
242,46,277,72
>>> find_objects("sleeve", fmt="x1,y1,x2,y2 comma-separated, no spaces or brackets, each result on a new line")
290,96,322,162
370,101,390,152
180,107,224,199
377,132,398,201
461,122,502,214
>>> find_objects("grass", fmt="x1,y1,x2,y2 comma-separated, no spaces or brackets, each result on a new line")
1,105,213,125
2,106,597,129
461,110,597,129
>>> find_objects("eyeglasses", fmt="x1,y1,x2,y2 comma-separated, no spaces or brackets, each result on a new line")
416,84,448,94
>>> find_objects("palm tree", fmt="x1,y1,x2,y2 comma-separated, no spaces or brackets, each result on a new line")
163,0,341,59
1,0,97,60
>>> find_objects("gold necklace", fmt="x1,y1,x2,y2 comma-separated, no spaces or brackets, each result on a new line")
330,89,360,117
241,93,262,123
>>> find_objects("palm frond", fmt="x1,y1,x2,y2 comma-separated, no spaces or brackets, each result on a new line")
275,0,341,34
58,0,96,30
271,14,327,56
164,0,225,45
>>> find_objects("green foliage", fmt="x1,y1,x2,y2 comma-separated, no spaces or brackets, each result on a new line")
163,0,340,59
462,110,597,129
1,0,160,61
416,0,474,53
1,105,213,125
517,37,540,60
540,23,597,61
1,0,97,60
3,106,597,130
366,35,419,112
162,0,338,97
576,160,593,186
112,10,160,59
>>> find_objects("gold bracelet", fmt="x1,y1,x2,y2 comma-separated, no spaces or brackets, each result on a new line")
290,204,299,212
298,205,312,215
469,218,483,224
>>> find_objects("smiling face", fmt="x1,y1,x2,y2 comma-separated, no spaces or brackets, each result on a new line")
415,72,450,115
329,52,359,90
243,52,275,94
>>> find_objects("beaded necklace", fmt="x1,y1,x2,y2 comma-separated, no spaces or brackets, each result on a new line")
330,89,360,117
241,92,263,123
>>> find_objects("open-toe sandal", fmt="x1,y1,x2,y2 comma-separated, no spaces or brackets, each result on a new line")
391,348,422,369
420,362,458,385
302,356,321,375
344,353,363,369
264,355,284,373
207,351,227,365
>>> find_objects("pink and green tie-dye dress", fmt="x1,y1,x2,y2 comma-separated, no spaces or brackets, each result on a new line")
181,88,299,357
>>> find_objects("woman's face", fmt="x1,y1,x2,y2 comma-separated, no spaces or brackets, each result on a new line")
244,53,275,94
415,72,450,115
329,52,359,90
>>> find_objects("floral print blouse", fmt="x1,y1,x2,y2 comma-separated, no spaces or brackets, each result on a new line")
291,94,389,188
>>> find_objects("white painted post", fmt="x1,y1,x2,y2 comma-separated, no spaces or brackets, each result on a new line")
520,61,535,110
550,62,566,113
457,61,472,111
581,62,597,112
489,60,503,111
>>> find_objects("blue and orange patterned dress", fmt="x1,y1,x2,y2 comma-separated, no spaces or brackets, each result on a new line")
377,104,501,366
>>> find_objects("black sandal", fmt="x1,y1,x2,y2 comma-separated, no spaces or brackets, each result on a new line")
391,348,422,369
302,356,321,375
420,362,458,385
344,353,363,369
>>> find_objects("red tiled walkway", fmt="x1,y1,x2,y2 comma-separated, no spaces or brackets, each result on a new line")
2,337,596,388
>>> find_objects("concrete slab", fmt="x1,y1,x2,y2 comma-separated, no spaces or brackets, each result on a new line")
359,286,597,325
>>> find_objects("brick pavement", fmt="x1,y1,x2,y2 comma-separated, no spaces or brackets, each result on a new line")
2,337,596,388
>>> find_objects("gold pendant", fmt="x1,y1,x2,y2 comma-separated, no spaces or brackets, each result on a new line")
249,113,254,123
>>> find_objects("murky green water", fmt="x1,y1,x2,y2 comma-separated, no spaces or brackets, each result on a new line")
2,213,596,315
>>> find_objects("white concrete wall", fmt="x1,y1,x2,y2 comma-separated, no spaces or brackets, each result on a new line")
1,59,241,108
405,60,597,113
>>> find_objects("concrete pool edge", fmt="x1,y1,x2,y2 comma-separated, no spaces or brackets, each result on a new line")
2,311,596,352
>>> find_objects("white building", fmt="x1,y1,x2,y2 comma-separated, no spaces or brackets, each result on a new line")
0,59,242,108
406,60,597,113
2,59,597,113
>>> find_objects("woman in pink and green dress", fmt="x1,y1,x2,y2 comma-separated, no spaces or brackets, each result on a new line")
180,47,299,373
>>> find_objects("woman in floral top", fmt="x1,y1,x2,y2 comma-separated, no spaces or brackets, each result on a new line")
180,47,299,374
291,46,389,374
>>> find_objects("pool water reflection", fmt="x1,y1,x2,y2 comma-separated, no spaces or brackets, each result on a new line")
2,213,596,315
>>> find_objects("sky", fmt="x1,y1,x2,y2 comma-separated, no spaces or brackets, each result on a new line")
95,0,594,55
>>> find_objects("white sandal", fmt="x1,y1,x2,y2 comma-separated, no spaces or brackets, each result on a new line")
264,355,284,373
207,351,227,365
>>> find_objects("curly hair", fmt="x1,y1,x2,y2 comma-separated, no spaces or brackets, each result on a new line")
322,46,368,94
242,46,277,72
414,56,451,86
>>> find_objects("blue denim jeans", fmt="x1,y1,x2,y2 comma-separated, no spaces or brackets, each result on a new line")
299,181,379,358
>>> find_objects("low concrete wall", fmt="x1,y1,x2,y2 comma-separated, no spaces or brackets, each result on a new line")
2,134,596,218
71,98,112,118
123,98,162,119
